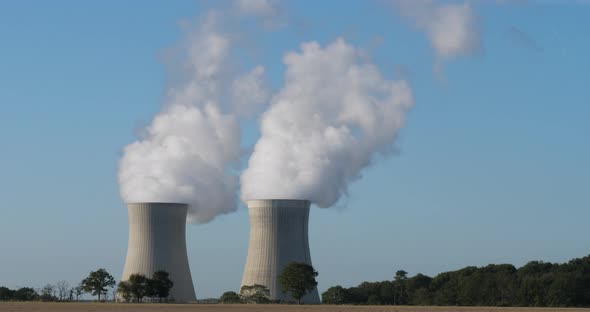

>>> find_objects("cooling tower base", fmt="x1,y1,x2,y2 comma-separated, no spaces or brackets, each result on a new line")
120,202,197,303
241,199,320,304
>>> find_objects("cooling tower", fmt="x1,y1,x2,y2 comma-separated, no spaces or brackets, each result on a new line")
120,203,196,303
241,199,320,304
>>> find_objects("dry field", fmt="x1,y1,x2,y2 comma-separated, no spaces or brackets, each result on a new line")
1,303,590,312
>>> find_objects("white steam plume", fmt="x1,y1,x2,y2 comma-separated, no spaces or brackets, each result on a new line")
118,10,268,224
231,66,270,118
391,0,480,77
241,39,414,207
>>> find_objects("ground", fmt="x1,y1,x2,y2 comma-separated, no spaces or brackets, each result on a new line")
1,303,590,312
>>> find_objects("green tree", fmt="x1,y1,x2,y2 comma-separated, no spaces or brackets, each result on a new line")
127,274,148,303
278,261,318,304
149,271,174,302
412,288,432,305
117,281,133,302
367,294,381,305
240,284,270,304
0,287,15,301
13,287,38,301
379,281,395,304
393,270,408,305
346,286,369,304
219,291,241,303
321,285,347,304
357,282,380,304
81,268,116,302
406,273,432,305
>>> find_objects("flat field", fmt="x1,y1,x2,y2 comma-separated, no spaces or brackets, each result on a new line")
1,303,590,312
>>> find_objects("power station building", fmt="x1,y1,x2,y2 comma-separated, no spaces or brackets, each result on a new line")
241,199,320,304
120,202,196,303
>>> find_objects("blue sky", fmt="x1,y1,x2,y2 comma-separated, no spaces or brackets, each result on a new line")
0,0,589,298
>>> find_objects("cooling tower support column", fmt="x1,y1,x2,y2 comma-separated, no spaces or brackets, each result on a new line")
241,199,320,304
120,203,196,303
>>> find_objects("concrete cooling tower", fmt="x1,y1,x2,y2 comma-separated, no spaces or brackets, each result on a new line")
120,203,196,303
241,199,320,304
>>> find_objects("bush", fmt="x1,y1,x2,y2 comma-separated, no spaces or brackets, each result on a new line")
240,284,270,304
117,270,174,303
13,287,38,301
0,287,15,301
219,291,241,303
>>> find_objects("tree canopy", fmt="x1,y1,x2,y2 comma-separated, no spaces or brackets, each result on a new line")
322,285,347,304
219,291,241,303
0,287,15,301
148,270,174,302
127,274,149,303
117,281,133,302
321,255,590,307
278,261,318,304
240,284,270,304
13,287,38,301
117,271,174,303
80,268,116,301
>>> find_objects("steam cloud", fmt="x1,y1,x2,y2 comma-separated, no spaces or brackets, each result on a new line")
391,0,480,76
241,39,414,207
118,10,268,223
120,1,415,219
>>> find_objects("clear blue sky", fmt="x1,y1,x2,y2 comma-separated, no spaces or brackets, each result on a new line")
0,0,589,298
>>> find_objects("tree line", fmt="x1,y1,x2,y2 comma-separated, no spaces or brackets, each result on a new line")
4,255,590,306
0,268,115,302
321,255,590,307
0,268,173,303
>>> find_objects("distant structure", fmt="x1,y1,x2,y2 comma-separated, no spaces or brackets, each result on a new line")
241,199,320,304
120,202,196,303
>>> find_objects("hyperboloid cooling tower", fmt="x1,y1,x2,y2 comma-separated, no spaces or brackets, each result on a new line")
120,203,196,303
241,199,320,304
